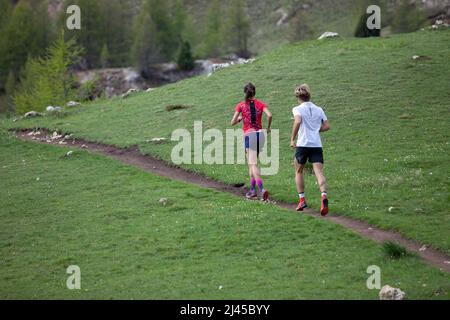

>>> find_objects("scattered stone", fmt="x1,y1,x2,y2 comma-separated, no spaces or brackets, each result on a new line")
46,106,62,113
388,207,395,212
159,198,168,206
67,101,81,107
24,111,42,118
444,261,450,265
379,285,406,300
318,32,339,40
412,55,432,61
81,144,88,149
419,245,427,252
121,88,140,99
58,141,67,145
146,88,154,93
147,138,166,143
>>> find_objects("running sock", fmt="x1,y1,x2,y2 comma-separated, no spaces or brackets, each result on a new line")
299,193,305,199
321,192,328,198
257,179,264,191
250,178,256,191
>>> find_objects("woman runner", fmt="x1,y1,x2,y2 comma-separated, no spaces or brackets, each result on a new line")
231,83,273,201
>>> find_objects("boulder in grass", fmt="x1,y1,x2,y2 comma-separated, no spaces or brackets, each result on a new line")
379,285,406,300
318,32,339,40
121,88,140,99
24,111,42,118
159,198,168,206
46,106,62,113
67,101,81,107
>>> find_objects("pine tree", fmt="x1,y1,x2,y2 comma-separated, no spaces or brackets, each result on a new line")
5,71,16,113
0,0,51,89
131,10,162,75
0,0,13,30
100,44,110,68
64,0,103,68
201,0,223,57
226,0,251,58
391,0,427,34
177,41,195,71
355,10,381,37
14,34,83,114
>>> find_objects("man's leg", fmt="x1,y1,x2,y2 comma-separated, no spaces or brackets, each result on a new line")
312,163,327,193
295,159,308,211
295,161,305,194
313,162,329,216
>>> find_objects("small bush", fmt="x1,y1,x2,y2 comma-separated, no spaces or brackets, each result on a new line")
383,241,412,259
166,104,191,112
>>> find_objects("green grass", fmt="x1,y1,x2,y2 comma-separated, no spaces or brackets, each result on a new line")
0,129,449,299
3,29,450,256
3,30,450,253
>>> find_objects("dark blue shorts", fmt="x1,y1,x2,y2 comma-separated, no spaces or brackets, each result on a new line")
244,132,265,153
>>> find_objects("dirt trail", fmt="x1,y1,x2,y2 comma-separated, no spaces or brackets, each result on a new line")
16,129,450,273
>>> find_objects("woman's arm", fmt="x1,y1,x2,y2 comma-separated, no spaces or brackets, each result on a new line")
290,115,301,148
230,111,242,126
264,108,273,133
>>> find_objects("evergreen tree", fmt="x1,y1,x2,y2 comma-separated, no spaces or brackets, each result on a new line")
201,0,223,57
391,0,427,34
98,0,134,67
64,0,103,68
131,10,162,75
0,0,13,30
355,10,381,37
226,0,251,58
100,44,110,68
5,71,16,113
14,34,83,114
177,41,195,71
0,0,51,89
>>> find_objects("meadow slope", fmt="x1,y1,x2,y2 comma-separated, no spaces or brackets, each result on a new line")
0,130,449,299
5,29,450,254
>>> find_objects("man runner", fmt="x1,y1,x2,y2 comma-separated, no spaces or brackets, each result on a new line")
290,84,330,216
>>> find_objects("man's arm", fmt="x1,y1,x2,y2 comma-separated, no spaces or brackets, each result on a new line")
290,115,301,148
320,120,330,132
264,108,272,133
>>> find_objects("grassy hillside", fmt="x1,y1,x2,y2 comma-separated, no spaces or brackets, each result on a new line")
5,29,450,256
1,130,449,299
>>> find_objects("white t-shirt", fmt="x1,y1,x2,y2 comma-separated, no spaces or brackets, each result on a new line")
292,102,328,148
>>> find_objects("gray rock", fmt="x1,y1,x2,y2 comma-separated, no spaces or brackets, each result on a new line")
379,285,406,300
24,111,42,118
67,101,81,107
318,32,340,40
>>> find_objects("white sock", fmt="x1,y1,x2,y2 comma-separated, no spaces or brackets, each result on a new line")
322,192,327,197
299,193,305,199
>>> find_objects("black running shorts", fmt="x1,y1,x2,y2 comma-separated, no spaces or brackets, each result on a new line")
295,147,324,165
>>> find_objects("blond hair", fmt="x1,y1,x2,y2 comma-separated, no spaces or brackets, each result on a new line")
295,84,311,101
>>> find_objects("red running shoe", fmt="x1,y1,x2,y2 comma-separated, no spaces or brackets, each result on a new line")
297,198,308,212
320,195,329,216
